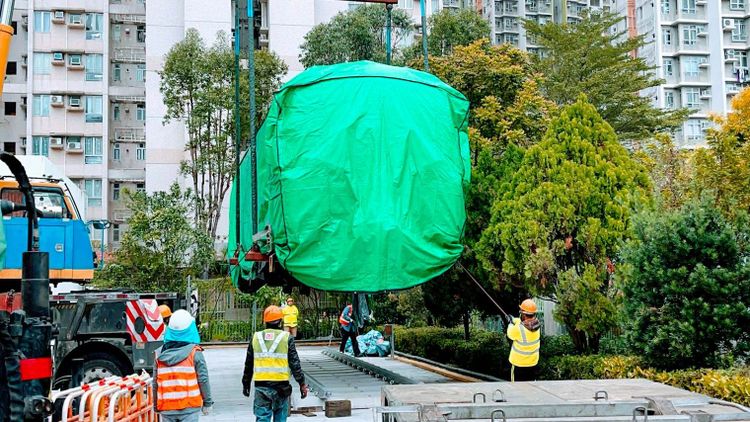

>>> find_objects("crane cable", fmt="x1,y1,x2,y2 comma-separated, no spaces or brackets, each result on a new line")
456,261,511,321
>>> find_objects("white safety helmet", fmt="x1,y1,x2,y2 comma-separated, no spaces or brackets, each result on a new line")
168,309,194,331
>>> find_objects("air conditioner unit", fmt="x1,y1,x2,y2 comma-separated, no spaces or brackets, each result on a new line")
727,49,736,58
53,11,65,20
723,18,735,29
51,95,64,105
69,56,81,66
53,52,64,61
67,141,81,150
69,97,81,107
50,137,64,147
69,14,82,25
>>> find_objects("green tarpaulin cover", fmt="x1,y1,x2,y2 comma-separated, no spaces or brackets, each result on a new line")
228,61,470,292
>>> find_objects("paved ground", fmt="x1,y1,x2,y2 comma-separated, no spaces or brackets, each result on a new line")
201,346,375,421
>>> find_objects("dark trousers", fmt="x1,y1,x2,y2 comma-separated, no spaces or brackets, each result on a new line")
339,327,361,356
511,365,538,382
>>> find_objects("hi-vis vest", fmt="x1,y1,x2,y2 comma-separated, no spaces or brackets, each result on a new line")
339,305,352,326
252,329,290,382
156,346,203,411
506,318,541,367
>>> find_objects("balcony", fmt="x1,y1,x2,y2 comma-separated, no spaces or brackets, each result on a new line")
110,95,145,103
112,48,145,63
110,14,145,24
108,168,145,182
114,128,145,142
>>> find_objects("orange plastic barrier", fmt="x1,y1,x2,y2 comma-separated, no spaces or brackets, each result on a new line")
53,372,155,422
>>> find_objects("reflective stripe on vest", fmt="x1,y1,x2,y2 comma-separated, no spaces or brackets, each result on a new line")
253,329,290,382
339,305,352,326
508,323,540,368
156,346,203,411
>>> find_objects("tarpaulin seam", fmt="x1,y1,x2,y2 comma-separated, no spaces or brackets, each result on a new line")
272,100,293,271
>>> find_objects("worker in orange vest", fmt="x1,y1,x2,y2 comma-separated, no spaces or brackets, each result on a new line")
339,302,362,357
154,309,213,421
506,299,541,382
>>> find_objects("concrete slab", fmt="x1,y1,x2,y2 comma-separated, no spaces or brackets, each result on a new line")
357,355,453,383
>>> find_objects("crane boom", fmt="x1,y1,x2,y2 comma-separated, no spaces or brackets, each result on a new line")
0,0,15,96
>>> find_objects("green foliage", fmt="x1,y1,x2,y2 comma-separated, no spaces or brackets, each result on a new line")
693,130,750,220
540,334,576,359
299,5,413,67
477,97,651,352
621,198,750,369
94,184,213,292
394,326,511,378
370,288,430,328
160,29,287,240
524,11,687,141
200,320,253,342
403,8,490,60
632,134,694,210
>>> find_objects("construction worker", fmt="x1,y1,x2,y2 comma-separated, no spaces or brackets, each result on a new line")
506,299,541,382
154,309,213,421
282,297,299,339
242,305,309,422
339,302,362,357
159,304,172,326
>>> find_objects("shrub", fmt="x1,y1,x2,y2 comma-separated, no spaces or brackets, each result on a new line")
540,334,576,358
199,320,253,342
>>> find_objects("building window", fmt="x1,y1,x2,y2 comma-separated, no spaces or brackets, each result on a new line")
113,143,121,161
113,104,121,121
34,11,51,33
33,53,51,74
732,20,747,42
685,87,701,108
683,25,697,46
85,96,103,122
661,0,670,14
32,137,49,156
683,56,701,76
136,183,145,193
113,183,120,200
84,179,102,207
738,51,749,68
113,64,121,82
680,0,695,13
6,61,16,76
85,54,103,81
685,120,703,142
4,102,16,116
113,24,121,42
136,104,145,121
113,224,120,242
398,0,414,9
32,95,50,117
135,64,146,82
662,28,672,46
665,91,675,108
663,58,674,76
84,137,103,164
136,143,146,161
85,13,103,40
730,0,745,10
137,25,146,43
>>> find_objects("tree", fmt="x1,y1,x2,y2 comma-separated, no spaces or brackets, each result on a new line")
403,8,490,60
94,184,214,292
632,134,694,210
720,86,750,143
476,97,651,352
524,11,687,142
299,5,413,67
621,198,750,369
160,29,287,241
421,41,557,333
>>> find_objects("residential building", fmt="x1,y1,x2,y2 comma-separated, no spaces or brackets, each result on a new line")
481,0,611,53
613,0,750,147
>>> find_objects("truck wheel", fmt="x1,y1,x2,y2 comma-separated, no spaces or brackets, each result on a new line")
78,353,129,384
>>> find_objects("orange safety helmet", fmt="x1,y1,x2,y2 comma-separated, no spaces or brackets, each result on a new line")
520,299,537,315
263,305,284,323
158,304,172,319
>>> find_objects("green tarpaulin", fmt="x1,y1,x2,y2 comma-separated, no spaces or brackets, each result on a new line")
228,61,470,292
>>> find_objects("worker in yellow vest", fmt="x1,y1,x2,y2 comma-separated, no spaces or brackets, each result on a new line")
154,309,213,421
282,297,299,339
506,299,541,382
242,306,309,422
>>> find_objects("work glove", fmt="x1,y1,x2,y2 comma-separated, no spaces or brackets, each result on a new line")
505,314,514,326
242,383,251,397
202,406,212,416
300,383,309,399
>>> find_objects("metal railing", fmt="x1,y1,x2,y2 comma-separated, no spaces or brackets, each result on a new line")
110,14,145,24
112,48,145,63
114,128,145,142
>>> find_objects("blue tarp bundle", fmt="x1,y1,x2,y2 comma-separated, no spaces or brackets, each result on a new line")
345,330,391,356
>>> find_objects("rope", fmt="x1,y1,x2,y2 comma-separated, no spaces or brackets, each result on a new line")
456,261,511,320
